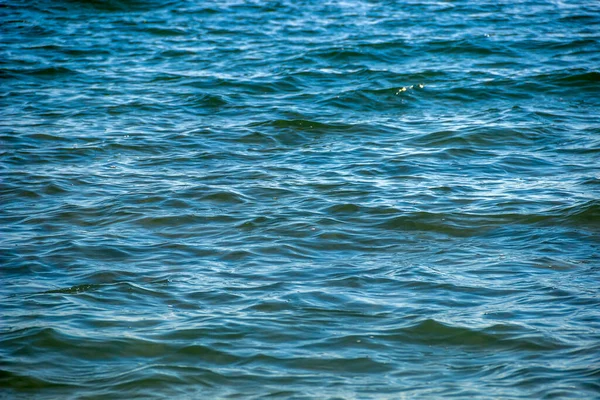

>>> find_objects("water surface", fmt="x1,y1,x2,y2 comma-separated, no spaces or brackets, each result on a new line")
1,0,600,398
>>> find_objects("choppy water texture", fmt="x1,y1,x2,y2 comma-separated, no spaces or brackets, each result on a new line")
1,0,600,398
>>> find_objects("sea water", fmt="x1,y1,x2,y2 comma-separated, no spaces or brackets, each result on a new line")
1,1,599,398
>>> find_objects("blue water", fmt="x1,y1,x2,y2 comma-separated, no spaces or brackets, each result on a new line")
1,0,600,398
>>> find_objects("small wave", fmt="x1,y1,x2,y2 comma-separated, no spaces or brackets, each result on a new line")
133,214,208,228
317,83,428,111
201,190,249,204
555,200,600,225
183,93,230,109
0,369,77,390
323,203,362,214
425,38,513,56
527,69,600,93
306,47,389,64
144,27,188,37
44,283,101,295
249,119,357,132
62,0,170,12
173,344,241,365
3,66,78,79
376,213,482,237
554,70,600,83
380,319,567,352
